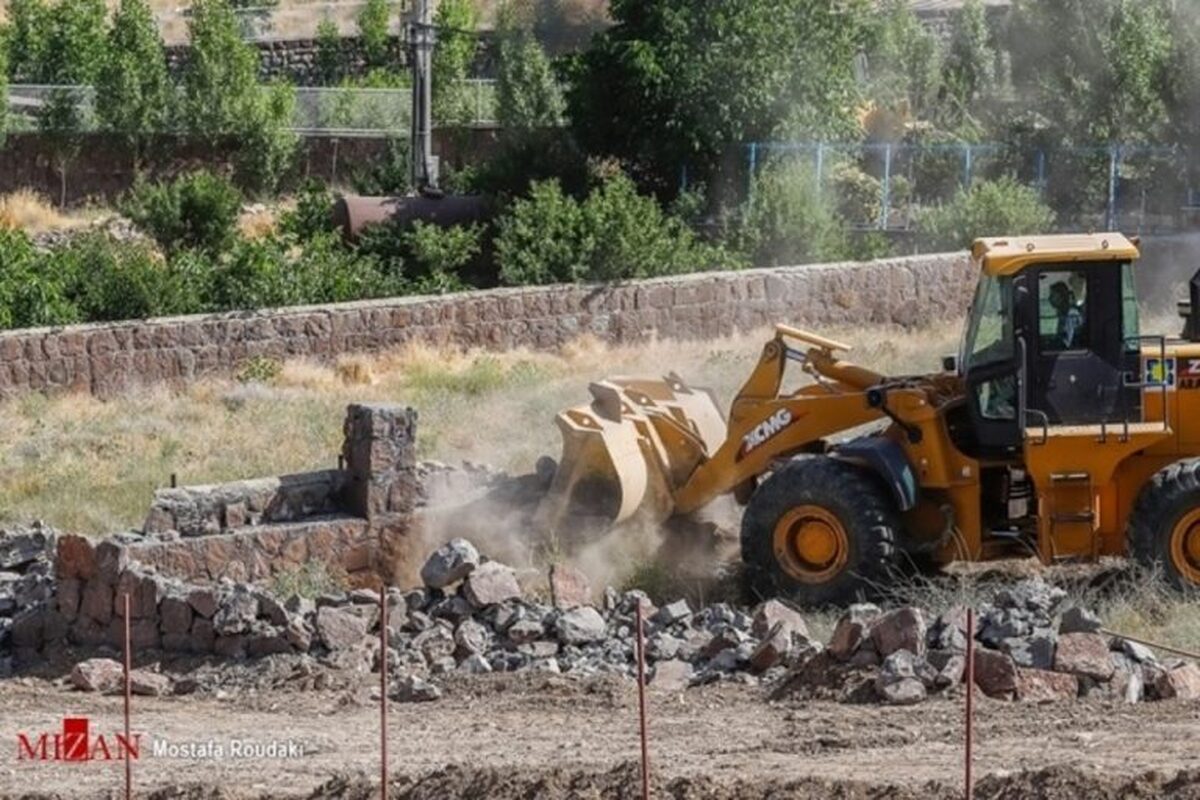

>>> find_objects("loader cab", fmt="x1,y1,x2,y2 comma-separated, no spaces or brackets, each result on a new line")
957,234,1143,457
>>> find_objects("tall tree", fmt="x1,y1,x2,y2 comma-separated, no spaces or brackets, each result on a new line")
96,0,173,164
180,0,260,141
356,0,391,70
941,0,996,129
4,0,49,82
865,0,942,118
496,9,564,134
431,0,479,127
565,0,869,193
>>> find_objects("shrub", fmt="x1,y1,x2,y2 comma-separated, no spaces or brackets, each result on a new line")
0,228,80,328
495,22,564,133
831,163,882,226
917,176,1056,250
315,18,342,84
207,236,290,310
232,81,299,195
121,171,242,255
402,221,483,292
738,160,850,266
54,234,191,321
281,181,336,241
356,0,391,69
289,232,398,304
350,138,413,196
496,174,737,286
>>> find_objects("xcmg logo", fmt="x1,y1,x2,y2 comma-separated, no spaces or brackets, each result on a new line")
17,718,141,762
739,409,796,459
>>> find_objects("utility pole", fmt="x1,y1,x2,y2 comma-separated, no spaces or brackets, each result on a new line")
408,0,438,191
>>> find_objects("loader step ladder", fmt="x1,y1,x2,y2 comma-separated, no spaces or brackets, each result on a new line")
1045,471,1099,562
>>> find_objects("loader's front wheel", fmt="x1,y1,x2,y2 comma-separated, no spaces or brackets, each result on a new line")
1129,458,1200,589
741,457,899,607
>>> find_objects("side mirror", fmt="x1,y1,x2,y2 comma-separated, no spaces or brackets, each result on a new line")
942,354,959,373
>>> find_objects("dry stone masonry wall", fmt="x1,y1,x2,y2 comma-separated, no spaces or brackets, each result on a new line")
0,253,974,398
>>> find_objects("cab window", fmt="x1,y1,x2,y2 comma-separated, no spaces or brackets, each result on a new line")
964,274,1013,368
1038,269,1089,351
1121,262,1140,348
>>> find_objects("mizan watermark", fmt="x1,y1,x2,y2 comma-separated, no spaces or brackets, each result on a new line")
16,718,311,763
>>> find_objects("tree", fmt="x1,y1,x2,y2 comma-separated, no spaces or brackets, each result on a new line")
33,0,109,206
566,0,869,194
496,16,564,133
356,0,391,70
0,37,9,148
315,18,343,84
431,0,479,127
4,0,49,82
180,0,260,140
865,0,942,117
39,0,108,83
96,0,173,165
232,81,299,195
941,0,996,130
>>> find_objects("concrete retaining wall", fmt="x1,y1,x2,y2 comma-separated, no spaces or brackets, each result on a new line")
0,253,975,399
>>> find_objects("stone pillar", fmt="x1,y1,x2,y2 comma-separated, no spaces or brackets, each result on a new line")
341,404,421,520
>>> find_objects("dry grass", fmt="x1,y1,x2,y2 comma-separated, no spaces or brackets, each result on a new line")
237,206,279,241
0,190,86,233
0,323,958,535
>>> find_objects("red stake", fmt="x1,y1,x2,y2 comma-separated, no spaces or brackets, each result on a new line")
965,607,975,800
380,591,389,800
634,601,650,800
123,592,132,800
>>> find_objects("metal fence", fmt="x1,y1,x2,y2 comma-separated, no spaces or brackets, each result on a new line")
7,80,499,136
745,141,1195,235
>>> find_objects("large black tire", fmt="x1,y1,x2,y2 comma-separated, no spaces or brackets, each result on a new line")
741,456,900,607
1128,458,1200,589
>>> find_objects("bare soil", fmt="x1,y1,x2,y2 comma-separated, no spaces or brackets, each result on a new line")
2,671,1199,799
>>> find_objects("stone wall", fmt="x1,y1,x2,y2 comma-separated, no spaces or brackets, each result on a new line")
165,36,407,86
0,253,975,399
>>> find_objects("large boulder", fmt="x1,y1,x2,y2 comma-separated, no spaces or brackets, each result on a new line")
315,605,370,651
70,658,123,693
1054,633,1114,682
1015,668,1078,702
462,562,521,608
871,607,926,658
1152,662,1200,700
549,564,591,610
973,649,1018,699
212,588,258,636
555,607,607,645
828,604,880,661
751,599,808,640
420,539,480,589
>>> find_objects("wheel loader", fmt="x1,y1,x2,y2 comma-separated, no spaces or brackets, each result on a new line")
534,233,1200,605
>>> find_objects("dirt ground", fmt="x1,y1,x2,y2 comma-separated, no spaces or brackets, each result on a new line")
2,672,1200,799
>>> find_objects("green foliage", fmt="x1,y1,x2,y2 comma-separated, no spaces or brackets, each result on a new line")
942,0,996,124
0,38,8,146
36,88,89,206
281,180,336,241
96,0,173,157
0,228,79,328
54,233,182,321
866,0,942,116
496,174,737,286
830,163,882,226
401,221,482,292
236,355,283,384
39,0,108,83
349,137,412,195
4,0,49,82
469,129,589,200
120,170,243,255
270,560,346,598
356,0,391,69
232,81,299,195
315,18,342,84
496,21,564,133
432,0,479,127
180,0,261,141
917,177,1056,250
737,160,850,266
566,0,869,191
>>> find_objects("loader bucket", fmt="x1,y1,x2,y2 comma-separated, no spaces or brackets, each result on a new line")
532,374,726,538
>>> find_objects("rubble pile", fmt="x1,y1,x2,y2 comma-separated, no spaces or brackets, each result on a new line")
0,523,57,676
785,577,1200,706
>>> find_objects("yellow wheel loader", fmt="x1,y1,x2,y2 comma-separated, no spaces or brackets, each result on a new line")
535,233,1200,605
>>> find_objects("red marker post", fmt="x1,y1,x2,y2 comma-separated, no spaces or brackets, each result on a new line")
634,601,650,800
380,591,389,800
964,607,975,800
123,592,132,800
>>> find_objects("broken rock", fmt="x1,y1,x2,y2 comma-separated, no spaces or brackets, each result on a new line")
828,604,880,661
871,607,926,658
1015,668,1078,702
70,658,124,693
555,606,607,645
315,605,370,651
1152,662,1200,700
652,659,693,691
420,539,480,589
462,561,521,608
549,563,591,610
1054,633,1114,682
392,674,441,703
751,599,808,640
973,649,1018,699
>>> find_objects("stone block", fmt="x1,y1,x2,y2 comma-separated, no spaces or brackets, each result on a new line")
1016,668,1078,702
973,649,1018,699
342,404,420,519
1054,633,1114,682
